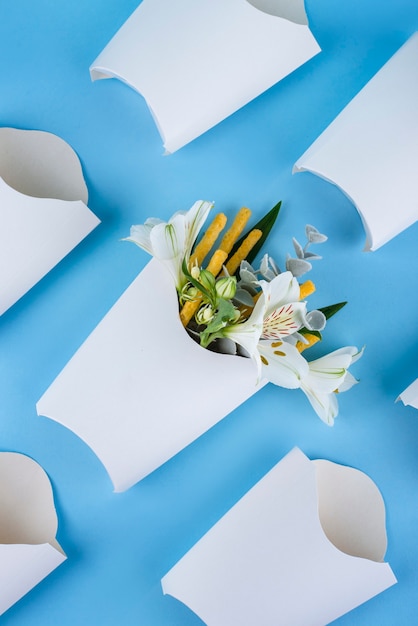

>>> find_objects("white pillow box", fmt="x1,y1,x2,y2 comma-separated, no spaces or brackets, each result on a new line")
0,452,66,616
162,448,397,626
90,0,321,153
0,127,100,315
37,260,266,492
398,378,418,409
293,32,418,251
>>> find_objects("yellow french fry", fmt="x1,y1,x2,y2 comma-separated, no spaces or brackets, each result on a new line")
206,249,228,276
179,297,202,327
225,229,262,275
190,213,227,268
299,280,315,300
219,207,251,255
296,332,320,353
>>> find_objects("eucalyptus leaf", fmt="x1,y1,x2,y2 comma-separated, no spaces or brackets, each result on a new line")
303,251,322,260
259,266,277,281
285,256,312,277
305,225,328,243
239,267,258,284
292,237,304,259
207,337,237,355
239,260,254,273
305,309,326,331
233,288,256,307
269,256,280,274
259,253,281,280
237,344,251,358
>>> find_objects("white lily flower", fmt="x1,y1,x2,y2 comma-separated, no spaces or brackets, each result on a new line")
258,339,309,389
215,273,309,382
261,271,307,340
220,282,272,379
124,200,213,290
256,339,362,424
300,346,363,426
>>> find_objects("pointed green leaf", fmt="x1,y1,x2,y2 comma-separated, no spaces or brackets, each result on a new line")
299,328,322,340
318,301,347,320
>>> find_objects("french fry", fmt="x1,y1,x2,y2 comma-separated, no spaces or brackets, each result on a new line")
206,249,228,276
190,213,227,268
179,249,228,327
219,207,251,255
299,280,315,300
296,333,320,353
179,297,202,327
225,229,262,275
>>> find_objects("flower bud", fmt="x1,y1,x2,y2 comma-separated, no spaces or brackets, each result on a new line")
215,276,237,300
190,265,201,280
199,269,216,291
180,282,200,303
195,303,215,325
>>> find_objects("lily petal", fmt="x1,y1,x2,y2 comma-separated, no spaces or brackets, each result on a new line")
124,223,156,255
304,346,359,394
262,301,307,339
300,345,362,425
183,200,214,255
301,384,339,426
257,271,307,340
150,220,184,261
222,283,271,379
265,271,300,310
124,200,213,290
337,370,359,392
258,339,309,389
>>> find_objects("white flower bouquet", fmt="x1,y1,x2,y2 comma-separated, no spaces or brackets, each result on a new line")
125,200,362,426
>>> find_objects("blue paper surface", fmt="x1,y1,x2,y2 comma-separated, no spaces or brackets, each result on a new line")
0,0,417,624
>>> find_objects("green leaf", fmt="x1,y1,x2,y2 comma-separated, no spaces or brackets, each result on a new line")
228,200,282,271
199,299,236,347
299,328,322,340
206,299,236,333
318,301,347,320
182,257,213,303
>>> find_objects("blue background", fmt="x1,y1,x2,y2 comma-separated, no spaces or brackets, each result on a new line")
1,0,418,624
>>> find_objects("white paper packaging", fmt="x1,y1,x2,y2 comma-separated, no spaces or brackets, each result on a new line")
0,127,100,315
293,32,418,251
162,448,397,626
37,259,266,492
90,0,321,153
398,377,418,409
0,452,66,616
